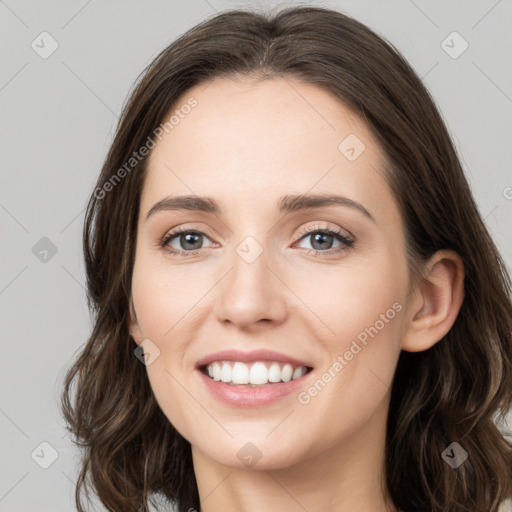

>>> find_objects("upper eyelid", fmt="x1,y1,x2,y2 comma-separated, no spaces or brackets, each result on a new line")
295,224,352,239
164,223,347,237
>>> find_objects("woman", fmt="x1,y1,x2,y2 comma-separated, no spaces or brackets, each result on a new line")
61,6,512,512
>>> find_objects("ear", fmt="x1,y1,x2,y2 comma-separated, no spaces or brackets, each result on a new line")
401,249,465,352
128,296,143,345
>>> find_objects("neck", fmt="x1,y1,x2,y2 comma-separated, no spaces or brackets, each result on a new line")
191,396,399,512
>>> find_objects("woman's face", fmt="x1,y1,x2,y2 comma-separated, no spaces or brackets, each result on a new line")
130,76,413,470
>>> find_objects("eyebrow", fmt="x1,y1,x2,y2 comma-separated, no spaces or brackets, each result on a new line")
145,193,375,223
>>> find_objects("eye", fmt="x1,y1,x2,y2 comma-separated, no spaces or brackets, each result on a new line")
161,227,215,256
160,224,355,258
294,226,354,255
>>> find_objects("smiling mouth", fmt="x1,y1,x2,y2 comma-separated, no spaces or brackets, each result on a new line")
200,360,313,386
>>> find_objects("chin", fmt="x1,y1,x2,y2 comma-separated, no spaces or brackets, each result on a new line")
192,434,308,472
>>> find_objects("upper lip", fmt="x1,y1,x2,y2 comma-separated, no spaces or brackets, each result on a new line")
196,349,313,369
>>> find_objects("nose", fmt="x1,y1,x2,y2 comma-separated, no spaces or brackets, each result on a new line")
213,243,288,331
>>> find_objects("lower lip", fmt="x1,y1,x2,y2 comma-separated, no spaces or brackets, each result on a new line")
196,369,313,407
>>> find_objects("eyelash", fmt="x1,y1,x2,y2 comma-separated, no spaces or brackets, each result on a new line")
160,225,355,258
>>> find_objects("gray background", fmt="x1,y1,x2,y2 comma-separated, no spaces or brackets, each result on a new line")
1,1,511,511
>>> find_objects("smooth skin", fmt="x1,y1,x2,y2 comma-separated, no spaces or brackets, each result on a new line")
129,76,464,512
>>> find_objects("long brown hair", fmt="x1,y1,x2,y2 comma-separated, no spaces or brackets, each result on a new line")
61,6,512,511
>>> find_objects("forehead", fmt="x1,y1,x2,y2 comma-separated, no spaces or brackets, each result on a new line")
141,76,400,227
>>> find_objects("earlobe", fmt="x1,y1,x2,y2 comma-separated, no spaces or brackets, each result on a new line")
401,250,465,353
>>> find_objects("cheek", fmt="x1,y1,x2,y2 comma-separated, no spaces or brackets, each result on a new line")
137,360,205,450
131,260,204,438
130,257,210,404
131,258,205,341
291,253,406,350
290,250,407,417
290,262,405,449
302,250,408,402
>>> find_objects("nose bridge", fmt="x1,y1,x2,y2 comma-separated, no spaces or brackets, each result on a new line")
214,234,286,328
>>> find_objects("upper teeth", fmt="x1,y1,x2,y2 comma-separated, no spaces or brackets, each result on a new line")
205,361,308,386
